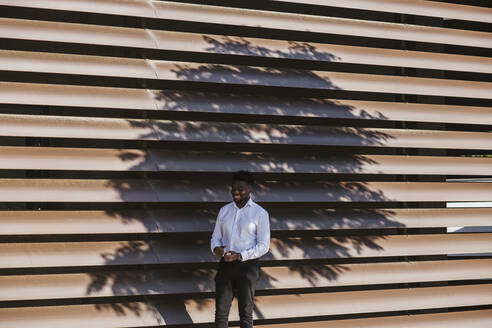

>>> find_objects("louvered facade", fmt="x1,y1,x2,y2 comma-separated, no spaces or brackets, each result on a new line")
0,0,491,327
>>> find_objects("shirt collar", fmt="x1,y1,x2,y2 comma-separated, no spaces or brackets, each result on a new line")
233,197,254,209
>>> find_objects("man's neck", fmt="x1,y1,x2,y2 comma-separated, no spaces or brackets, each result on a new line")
235,197,250,209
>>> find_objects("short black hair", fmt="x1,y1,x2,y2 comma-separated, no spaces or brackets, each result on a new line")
232,170,255,187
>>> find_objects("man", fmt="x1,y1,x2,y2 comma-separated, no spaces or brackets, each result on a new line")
211,170,270,328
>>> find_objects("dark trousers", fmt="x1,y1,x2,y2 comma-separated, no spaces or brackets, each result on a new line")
215,258,260,328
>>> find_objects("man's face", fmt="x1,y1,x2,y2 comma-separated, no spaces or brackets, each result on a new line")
231,180,251,204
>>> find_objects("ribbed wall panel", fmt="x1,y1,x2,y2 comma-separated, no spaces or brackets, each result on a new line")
2,82,492,125
0,0,491,326
272,1,492,23
1,285,491,327
5,1,490,47
2,19,492,73
2,147,492,175
2,259,491,301
3,114,492,149
1,208,492,235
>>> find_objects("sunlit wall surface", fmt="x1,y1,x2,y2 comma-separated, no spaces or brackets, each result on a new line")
0,0,491,326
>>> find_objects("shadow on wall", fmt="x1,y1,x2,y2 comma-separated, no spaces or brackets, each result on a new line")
154,90,389,120
168,36,341,90
87,36,402,324
203,36,340,62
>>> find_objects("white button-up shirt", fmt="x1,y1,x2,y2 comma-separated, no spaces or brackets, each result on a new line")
210,197,270,261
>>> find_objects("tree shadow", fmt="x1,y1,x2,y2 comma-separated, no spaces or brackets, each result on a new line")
166,35,341,90
202,36,340,62
86,36,403,325
153,36,389,123
154,89,388,120
150,150,383,175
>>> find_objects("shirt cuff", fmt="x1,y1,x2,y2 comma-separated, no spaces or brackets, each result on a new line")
240,250,248,262
211,243,221,254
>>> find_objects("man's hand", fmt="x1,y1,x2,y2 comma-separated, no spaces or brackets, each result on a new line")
214,246,226,257
224,251,241,262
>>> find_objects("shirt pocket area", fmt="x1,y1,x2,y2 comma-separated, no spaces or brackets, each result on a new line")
239,219,257,238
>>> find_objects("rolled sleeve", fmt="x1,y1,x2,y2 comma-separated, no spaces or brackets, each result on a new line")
210,208,223,254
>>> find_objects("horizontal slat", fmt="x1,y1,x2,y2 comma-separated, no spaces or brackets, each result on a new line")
0,17,156,49
0,147,157,172
2,114,492,150
0,209,161,235
3,0,492,25
1,179,492,203
0,82,157,109
153,233,492,263
2,83,492,126
273,0,492,23
2,1,491,48
2,147,492,176
0,114,159,141
1,208,491,236
154,62,492,99
0,0,158,19
0,240,158,269
0,300,164,328
149,31,492,74
0,50,156,79
265,309,492,328
1,259,490,301
3,18,492,74
1,234,491,268
0,285,490,327
152,2,492,48
3,51,492,98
